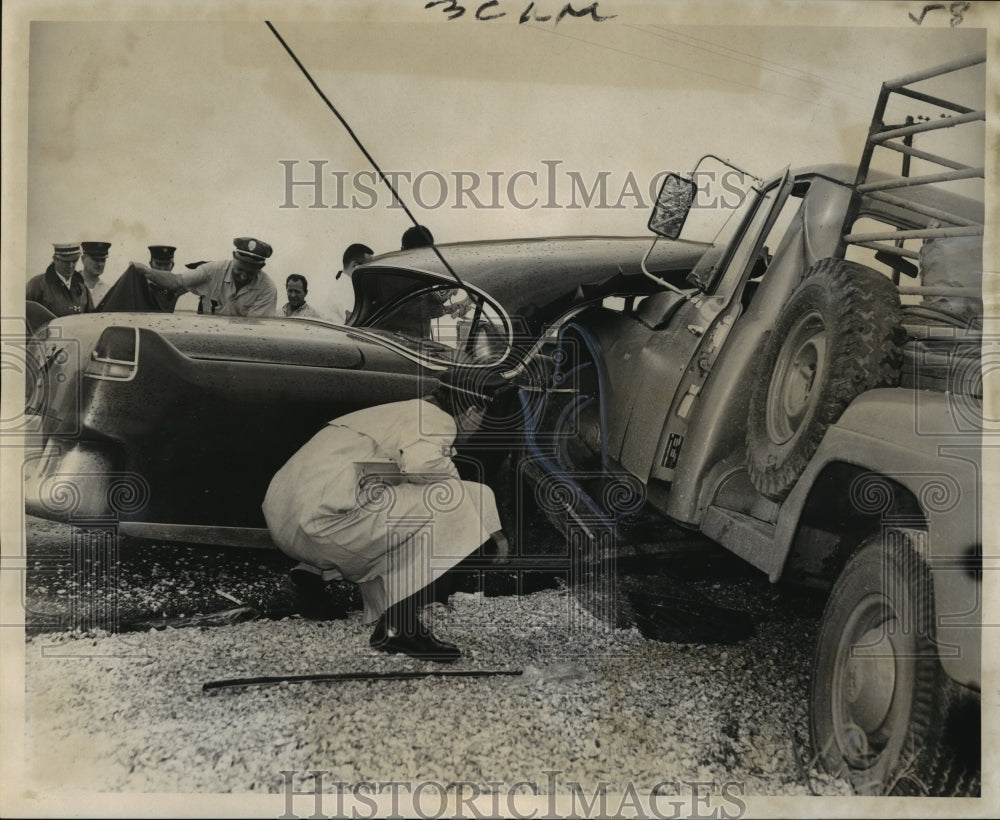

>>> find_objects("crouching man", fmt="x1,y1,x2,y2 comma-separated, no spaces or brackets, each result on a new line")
262,371,510,662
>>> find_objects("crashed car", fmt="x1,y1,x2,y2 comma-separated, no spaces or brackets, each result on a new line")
23,236,706,547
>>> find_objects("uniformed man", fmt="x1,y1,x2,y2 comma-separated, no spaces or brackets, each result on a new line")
26,243,93,316
144,244,180,310
148,245,177,271
133,236,278,317
96,244,181,313
80,241,112,308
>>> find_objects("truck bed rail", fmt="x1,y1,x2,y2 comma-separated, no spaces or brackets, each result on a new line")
838,51,985,269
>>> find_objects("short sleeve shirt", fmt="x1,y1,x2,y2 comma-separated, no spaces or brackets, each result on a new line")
180,259,278,317
281,301,324,319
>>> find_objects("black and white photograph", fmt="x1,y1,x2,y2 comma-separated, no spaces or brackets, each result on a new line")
1,0,996,817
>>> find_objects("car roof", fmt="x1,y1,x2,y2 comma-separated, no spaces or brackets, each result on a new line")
356,235,708,323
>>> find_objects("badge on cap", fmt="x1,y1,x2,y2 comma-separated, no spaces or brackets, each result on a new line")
232,237,273,265
148,245,177,263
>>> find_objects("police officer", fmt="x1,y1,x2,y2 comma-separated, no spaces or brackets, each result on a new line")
148,245,177,271
26,243,93,316
134,236,278,317
95,244,181,313
80,241,112,308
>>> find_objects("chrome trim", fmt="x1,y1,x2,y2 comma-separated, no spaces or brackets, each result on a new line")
84,327,140,383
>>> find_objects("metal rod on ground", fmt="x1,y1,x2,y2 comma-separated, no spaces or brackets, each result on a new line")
204,669,524,691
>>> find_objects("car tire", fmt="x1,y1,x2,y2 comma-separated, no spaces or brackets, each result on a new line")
747,258,904,500
810,529,980,796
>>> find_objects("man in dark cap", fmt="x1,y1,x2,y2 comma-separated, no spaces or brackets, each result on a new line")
95,244,181,313
262,369,511,661
80,241,112,308
133,237,277,316
147,245,177,271
327,242,373,323
26,243,93,316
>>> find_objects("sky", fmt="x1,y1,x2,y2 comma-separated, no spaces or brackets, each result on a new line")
7,2,990,315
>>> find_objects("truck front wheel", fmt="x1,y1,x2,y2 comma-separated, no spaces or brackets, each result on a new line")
810,529,979,795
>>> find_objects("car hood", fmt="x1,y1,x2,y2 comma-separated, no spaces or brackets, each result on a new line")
34,312,415,372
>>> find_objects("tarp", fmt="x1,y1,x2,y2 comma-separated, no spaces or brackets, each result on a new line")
96,264,181,313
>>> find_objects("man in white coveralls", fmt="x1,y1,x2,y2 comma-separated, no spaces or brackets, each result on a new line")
263,371,511,662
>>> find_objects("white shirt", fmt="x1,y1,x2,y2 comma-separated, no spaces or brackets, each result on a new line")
325,274,355,324
86,279,110,308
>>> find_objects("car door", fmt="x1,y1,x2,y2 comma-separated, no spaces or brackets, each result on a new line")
618,170,795,483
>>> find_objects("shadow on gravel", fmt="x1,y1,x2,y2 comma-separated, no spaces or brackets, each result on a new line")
23,514,824,641
567,518,827,645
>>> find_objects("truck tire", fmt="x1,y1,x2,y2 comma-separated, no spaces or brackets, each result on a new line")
747,259,903,500
810,529,980,796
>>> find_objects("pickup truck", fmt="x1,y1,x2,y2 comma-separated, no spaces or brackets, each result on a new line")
520,52,986,796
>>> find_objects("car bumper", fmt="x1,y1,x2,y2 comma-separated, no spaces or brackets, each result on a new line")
23,438,143,522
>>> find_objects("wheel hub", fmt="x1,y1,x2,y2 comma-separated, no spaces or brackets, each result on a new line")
832,596,899,766
844,627,896,733
766,312,826,444
780,342,821,422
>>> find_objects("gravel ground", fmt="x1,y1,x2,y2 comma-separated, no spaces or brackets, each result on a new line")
20,516,855,802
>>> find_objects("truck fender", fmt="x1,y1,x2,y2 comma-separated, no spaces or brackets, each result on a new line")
774,388,982,688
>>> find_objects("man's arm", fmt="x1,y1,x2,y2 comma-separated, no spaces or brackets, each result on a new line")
395,407,460,483
132,261,187,293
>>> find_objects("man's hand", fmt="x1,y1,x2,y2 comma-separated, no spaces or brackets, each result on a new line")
447,295,473,318
135,262,184,293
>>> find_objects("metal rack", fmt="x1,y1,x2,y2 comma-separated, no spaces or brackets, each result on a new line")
837,51,986,278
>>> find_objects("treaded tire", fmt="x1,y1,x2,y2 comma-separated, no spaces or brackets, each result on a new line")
810,529,980,796
747,258,904,500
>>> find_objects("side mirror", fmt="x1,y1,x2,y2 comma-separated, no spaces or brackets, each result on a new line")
647,174,696,240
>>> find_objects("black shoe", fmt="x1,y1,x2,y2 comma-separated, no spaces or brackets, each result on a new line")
369,616,461,663
290,569,345,620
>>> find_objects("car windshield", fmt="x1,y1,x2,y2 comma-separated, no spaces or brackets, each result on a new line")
678,166,773,292
363,281,510,366
682,165,766,250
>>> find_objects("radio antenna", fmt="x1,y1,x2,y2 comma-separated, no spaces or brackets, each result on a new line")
265,21,467,290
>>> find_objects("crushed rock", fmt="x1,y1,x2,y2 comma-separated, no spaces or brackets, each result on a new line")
24,587,852,796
